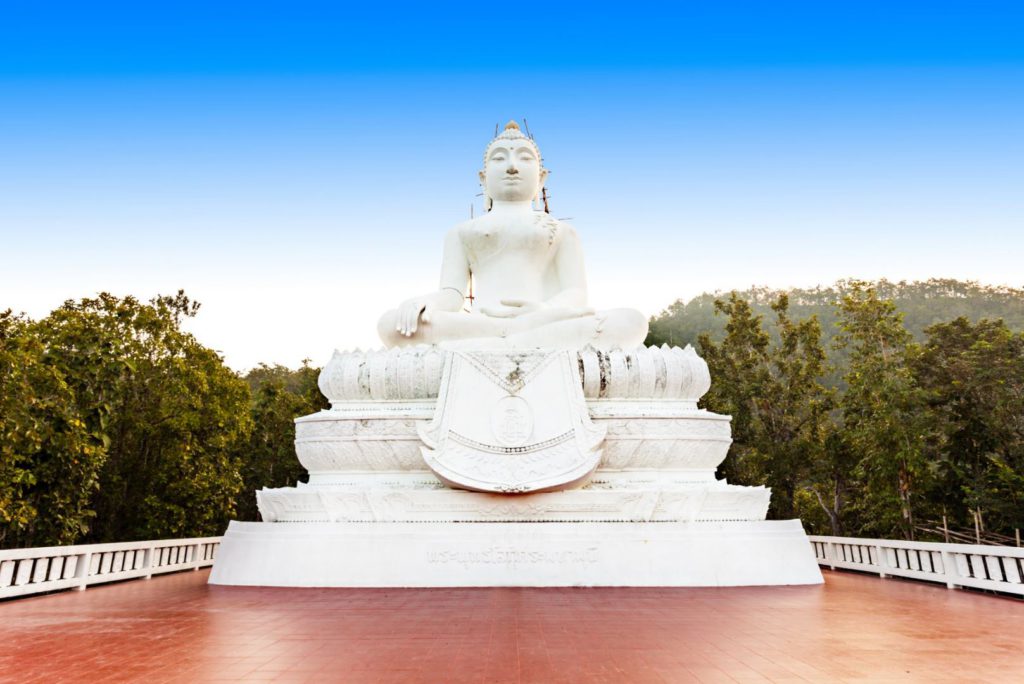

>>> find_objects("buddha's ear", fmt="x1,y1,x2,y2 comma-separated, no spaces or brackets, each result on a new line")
535,168,549,200
479,169,491,209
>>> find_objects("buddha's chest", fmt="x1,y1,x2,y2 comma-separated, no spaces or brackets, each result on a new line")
460,214,560,267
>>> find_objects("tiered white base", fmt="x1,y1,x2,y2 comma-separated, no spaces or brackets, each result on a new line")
209,519,823,587
212,346,822,588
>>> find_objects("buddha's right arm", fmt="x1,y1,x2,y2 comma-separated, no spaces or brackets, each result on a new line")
397,286,464,336
394,229,469,336
432,227,471,313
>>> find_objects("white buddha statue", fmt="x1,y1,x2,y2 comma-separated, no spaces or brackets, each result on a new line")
378,121,648,350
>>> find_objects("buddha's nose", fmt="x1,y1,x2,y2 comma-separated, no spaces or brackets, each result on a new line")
506,164,519,175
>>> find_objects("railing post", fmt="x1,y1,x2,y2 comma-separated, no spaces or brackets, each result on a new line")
875,545,888,579
74,552,92,591
826,542,836,570
940,550,957,589
143,545,153,580
192,544,201,571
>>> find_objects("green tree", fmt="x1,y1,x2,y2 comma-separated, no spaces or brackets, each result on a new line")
33,292,252,542
804,428,860,536
0,311,101,547
699,294,832,519
914,318,1024,536
698,294,771,487
236,362,328,521
762,298,834,521
835,283,930,539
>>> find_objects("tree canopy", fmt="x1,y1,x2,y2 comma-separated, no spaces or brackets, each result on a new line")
0,292,323,548
687,280,1024,540
649,279,1024,376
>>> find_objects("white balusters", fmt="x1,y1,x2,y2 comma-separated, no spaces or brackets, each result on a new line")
808,535,1024,597
0,537,221,600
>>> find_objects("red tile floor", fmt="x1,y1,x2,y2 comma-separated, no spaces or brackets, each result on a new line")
0,569,1021,683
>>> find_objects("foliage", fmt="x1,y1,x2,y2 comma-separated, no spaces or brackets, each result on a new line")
699,295,833,520
648,279,1024,386
235,363,328,521
913,318,1024,536
697,294,771,486
0,293,261,548
32,292,253,542
0,290,333,548
681,279,1024,540
0,311,101,546
834,283,931,539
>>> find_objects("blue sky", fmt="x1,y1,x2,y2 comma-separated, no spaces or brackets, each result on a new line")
2,2,1022,368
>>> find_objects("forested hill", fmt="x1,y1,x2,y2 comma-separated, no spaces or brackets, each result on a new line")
646,279,1024,350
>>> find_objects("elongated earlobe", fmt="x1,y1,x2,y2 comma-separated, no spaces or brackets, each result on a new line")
479,170,491,212
534,169,549,203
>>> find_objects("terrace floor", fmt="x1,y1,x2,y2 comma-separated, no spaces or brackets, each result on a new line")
0,569,1021,683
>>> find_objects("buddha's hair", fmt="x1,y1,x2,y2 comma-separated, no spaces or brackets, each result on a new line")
482,120,543,167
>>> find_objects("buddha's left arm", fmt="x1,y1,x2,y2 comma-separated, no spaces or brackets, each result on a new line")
546,224,589,308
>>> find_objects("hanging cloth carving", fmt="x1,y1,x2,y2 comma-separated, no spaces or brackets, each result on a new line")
418,350,605,493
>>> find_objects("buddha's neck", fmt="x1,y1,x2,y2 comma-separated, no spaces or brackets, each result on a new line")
489,200,534,216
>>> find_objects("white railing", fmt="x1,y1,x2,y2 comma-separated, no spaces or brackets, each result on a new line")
0,537,221,600
809,535,1024,597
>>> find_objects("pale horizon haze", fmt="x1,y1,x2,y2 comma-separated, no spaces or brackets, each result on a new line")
2,3,1022,370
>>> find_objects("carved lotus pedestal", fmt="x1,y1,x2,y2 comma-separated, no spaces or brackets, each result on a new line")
210,345,822,587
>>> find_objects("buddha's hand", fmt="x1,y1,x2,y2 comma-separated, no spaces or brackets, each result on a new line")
482,300,595,323
480,299,547,318
396,296,437,337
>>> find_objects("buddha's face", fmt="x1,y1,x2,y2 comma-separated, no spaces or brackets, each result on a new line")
480,140,547,203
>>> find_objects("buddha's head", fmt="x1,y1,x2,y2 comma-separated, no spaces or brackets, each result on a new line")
480,121,548,207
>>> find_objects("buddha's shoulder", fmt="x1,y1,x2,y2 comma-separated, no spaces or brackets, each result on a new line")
451,216,483,233
531,213,572,228
533,214,579,243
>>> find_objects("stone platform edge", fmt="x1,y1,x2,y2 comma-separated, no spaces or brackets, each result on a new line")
208,519,823,588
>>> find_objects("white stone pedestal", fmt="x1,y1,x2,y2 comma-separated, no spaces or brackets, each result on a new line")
211,346,823,588
209,519,822,587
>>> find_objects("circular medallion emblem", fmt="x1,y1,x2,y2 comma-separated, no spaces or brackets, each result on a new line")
490,395,534,447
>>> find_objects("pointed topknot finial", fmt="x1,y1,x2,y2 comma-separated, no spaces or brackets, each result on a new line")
504,120,520,131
